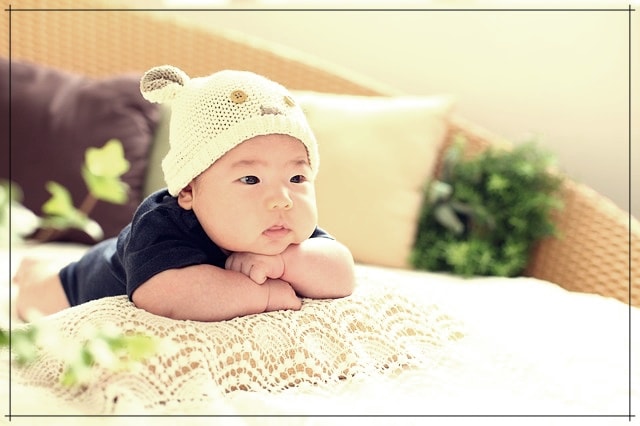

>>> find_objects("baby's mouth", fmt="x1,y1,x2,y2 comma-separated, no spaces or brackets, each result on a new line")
263,225,290,238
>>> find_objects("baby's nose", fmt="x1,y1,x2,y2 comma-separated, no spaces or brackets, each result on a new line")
267,191,292,210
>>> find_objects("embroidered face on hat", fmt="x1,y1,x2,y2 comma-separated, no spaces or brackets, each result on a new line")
140,65,319,196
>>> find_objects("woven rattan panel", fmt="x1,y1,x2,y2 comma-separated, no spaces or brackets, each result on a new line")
526,180,639,306
2,0,383,95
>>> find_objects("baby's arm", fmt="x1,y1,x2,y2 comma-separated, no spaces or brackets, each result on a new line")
131,265,301,322
280,238,355,299
226,238,355,299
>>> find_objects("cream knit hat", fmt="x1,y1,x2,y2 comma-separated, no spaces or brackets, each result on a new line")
140,65,319,196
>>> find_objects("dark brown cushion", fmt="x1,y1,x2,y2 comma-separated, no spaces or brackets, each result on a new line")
0,58,160,243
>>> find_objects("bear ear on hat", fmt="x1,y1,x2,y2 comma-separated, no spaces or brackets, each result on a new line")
140,65,190,104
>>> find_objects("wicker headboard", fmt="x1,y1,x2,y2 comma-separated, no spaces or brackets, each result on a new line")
3,0,638,306
2,0,393,95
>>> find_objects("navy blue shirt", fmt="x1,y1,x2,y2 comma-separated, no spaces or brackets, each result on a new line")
60,189,331,306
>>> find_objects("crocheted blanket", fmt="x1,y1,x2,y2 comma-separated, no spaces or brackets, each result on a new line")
8,283,464,414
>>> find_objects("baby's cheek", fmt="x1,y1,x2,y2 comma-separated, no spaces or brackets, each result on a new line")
301,216,319,242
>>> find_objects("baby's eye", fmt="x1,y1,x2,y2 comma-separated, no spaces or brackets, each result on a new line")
290,175,307,184
239,176,260,185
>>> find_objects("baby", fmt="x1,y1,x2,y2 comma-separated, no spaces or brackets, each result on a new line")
14,65,355,322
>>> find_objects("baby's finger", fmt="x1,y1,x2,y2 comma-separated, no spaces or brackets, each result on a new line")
241,262,254,278
224,255,239,272
249,265,268,284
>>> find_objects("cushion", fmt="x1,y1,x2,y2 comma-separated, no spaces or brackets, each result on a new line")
0,58,160,244
294,91,454,268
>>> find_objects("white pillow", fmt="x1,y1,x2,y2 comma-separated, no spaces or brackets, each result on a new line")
294,91,455,268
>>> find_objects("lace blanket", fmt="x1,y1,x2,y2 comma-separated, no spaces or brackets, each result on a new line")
8,281,464,415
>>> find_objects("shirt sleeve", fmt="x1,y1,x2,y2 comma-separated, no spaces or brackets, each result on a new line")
118,195,223,299
311,226,334,240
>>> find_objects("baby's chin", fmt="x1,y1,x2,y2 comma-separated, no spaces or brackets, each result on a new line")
223,242,295,257
253,242,295,256
221,232,308,256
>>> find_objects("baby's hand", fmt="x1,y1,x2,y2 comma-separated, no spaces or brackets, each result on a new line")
265,280,302,312
225,252,285,284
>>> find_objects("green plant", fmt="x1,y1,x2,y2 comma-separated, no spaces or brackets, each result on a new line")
1,323,159,387
7,139,130,242
411,135,563,277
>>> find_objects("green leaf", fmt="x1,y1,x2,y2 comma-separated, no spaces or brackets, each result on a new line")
82,139,130,204
82,168,129,204
5,321,160,387
121,334,158,362
9,328,40,366
40,182,104,240
60,362,92,387
487,173,509,193
434,204,464,235
60,368,78,387
445,242,471,269
41,182,76,218
1,180,20,208
428,181,453,204
84,139,130,178
80,219,105,241
0,328,9,347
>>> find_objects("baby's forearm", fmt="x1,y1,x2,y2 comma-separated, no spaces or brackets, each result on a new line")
132,264,272,321
281,238,356,299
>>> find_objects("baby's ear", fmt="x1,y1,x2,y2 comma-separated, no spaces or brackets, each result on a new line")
140,65,190,104
176,183,195,210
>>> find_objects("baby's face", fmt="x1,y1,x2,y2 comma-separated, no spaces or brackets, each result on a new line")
179,134,318,255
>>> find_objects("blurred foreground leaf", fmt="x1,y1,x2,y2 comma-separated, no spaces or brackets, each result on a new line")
82,139,130,204
1,323,160,387
40,182,104,241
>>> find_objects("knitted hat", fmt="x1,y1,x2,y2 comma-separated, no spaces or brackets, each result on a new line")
140,65,319,196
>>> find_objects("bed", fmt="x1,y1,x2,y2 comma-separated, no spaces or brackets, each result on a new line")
1,1,638,423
